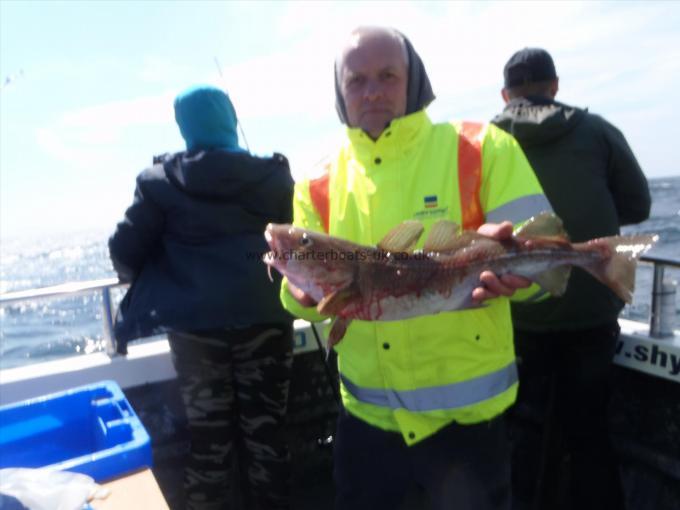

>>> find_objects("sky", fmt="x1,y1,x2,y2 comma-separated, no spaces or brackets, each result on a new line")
1,0,679,241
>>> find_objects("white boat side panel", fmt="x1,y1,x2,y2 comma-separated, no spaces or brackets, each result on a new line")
0,339,176,406
293,319,330,354
615,319,680,383
0,321,328,406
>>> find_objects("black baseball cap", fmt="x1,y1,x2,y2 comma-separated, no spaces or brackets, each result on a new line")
503,48,557,88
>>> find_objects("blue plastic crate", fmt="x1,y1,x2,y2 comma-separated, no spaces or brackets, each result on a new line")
0,380,152,482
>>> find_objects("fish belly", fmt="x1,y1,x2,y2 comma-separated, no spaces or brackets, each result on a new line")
366,274,481,321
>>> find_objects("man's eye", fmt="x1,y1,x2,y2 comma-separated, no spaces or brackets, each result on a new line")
299,235,312,247
347,76,364,87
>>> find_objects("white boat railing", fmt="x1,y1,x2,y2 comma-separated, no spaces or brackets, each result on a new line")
0,277,126,356
0,278,327,405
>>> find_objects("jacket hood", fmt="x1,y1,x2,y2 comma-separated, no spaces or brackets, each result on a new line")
174,85,241,152
163,150,291,200
491,96,586,148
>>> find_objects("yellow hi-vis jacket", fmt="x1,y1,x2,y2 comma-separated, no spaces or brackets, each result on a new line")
281,110,551,445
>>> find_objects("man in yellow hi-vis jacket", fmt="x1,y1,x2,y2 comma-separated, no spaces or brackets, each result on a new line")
281,27,552,510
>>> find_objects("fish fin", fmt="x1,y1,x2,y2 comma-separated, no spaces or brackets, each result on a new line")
514,212,569,241
578,234,658,303
378,221,424,254
316,288,357,316
423,220,461,253
534,266,572,296
328,317,352,350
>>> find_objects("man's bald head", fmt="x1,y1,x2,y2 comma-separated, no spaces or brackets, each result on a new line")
336,26,410,139
333,27,435,138
338,27,408,77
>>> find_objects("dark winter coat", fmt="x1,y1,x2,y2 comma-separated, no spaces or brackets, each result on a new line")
109,150,294,352
492,96,651,331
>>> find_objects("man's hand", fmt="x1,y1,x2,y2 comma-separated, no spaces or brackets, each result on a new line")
287,281,318,307
472,221,531,303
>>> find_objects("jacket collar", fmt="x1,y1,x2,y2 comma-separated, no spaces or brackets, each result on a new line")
345,110,432,157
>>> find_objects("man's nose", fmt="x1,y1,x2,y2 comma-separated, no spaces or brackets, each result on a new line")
364,79,382,101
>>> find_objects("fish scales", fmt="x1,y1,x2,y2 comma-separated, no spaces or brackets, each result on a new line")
343,242,600,321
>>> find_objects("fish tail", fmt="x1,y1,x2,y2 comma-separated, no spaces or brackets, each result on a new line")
578,234,658,303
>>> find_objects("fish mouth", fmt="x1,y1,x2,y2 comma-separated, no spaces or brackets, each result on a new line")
264,225,276,252
262,249,278,267
263,224,286,281
264,224,281,254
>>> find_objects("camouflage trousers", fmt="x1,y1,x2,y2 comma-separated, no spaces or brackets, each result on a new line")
168,323,294,510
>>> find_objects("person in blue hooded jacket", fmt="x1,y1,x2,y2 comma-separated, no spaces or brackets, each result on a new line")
109,85,295,510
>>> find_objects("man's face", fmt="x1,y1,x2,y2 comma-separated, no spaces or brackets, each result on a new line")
339,33,408,140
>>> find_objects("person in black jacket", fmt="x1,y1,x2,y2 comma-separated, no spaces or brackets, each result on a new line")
109,85,295,510
492,49,651,510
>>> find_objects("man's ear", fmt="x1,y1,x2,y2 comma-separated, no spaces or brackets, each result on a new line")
550,78,559,99
501,88,510,104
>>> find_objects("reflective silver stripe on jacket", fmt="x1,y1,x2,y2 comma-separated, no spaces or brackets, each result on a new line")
340,362,518,412
486,194,553,225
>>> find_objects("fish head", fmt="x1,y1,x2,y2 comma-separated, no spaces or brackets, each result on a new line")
263,224,358,294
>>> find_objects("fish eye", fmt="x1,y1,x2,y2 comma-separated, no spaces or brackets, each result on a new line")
299,234,312,247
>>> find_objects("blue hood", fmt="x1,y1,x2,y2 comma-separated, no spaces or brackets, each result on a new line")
174,85,242,152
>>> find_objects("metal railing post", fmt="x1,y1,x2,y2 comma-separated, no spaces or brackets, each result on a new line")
101,286,117,355
649,262,677,338
650,264,666,337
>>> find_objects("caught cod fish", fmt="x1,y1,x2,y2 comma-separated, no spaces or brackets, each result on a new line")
263,212,657,348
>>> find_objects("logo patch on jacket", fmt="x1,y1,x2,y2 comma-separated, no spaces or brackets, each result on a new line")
424,195,438,208
414,194,448,219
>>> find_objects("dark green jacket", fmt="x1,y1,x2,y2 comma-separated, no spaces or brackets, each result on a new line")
492,96,651,331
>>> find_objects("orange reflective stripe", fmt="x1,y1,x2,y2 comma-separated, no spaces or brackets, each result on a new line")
458,121,485,231
309,173,330,233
